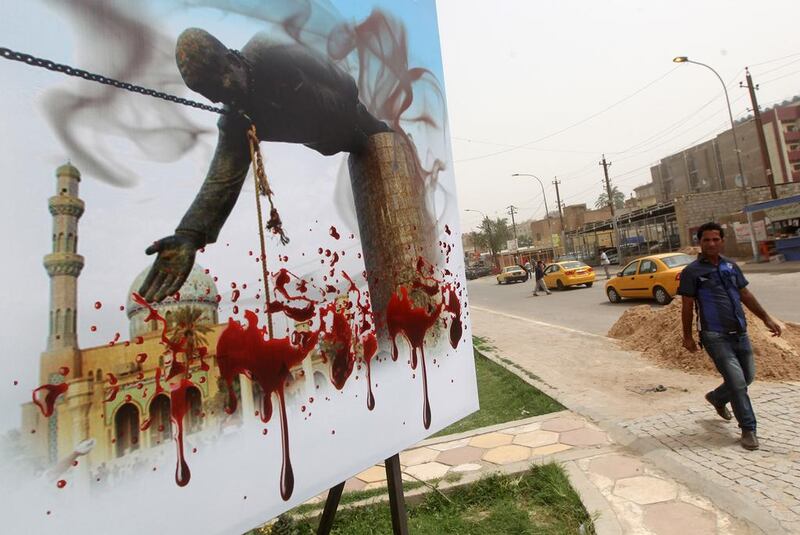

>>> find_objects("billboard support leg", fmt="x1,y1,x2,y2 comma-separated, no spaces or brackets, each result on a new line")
316,453,408,535
317,481,345,535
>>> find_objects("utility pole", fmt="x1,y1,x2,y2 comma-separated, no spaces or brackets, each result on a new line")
600,155,623,263
552,178,567,256
506,205,519,241
741,67,778,199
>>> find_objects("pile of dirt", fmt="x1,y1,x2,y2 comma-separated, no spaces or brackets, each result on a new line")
608,297,800,380
678,246,700,255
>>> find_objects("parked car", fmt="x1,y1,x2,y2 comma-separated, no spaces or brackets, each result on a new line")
542,261,595,290
496,265,528,284
604,253,695,305
600,247,618,264
466,263,493,280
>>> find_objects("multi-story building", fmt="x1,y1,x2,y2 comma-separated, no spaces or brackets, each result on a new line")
650,99,800,202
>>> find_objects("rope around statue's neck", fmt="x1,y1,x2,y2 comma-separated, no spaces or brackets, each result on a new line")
247,124,289,339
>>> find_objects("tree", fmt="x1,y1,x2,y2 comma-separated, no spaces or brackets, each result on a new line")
167,306,212,368
595,186,626,210
472,217,511,269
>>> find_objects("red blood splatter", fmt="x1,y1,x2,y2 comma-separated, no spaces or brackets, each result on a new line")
72,460,78,467
267,300,316,323
136,353,148,364
56,480,66,489
445,224,451,235
140,418,152,431
58,366,69,377
170,378,193,487
329,226,340,240
233,305,239,315
216,295,223,303
386,286,443,429
124,394,132,403
231,289,240,303
32,383,69,417
174,291,181,301
363,333,378,410
13,380,18,386
94,301,102,309
90,325,97,332
444,288,462,349
320,306,354,390
231,282,237,289
216,311,318,501
135,336,144,344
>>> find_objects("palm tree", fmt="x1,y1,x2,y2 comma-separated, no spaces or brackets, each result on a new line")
167,307,212,366
595,186,626,210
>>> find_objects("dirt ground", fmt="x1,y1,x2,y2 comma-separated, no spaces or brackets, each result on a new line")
609,297,800,381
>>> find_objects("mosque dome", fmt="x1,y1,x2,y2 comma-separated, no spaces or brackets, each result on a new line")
56,162,81,180
126,264,219,339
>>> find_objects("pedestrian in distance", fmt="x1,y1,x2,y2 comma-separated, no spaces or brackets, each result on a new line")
532,260,551,296
678,222,782,451
600,249,611,279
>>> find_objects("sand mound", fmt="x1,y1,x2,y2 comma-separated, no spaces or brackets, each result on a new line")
608,297,800,380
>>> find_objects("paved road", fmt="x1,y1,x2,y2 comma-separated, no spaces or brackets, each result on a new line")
466,270,800,336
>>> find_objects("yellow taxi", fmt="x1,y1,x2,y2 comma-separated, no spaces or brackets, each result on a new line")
604,252,695,305
542,261,595,290
496,265,529,284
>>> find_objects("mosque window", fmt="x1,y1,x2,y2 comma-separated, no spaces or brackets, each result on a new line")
149,395,171,445
186,386,203,434
114,403,140,458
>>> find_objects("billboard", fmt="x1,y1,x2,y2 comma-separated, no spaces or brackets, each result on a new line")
0,1,478,533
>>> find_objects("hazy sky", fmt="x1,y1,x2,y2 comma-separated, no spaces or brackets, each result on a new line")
437,0,800,232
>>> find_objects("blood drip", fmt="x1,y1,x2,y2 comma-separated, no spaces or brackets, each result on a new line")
56,480,66,489
320,306,354,390
32,383,69,417
58,366,70,377
444,288,463,348
170,378,193,487
329,226,340,239
216,310,318,501
363,333,378,410
94,301,102,309
136,353,148,364
386,286,443,429
231,289,240,303
445,224,451,235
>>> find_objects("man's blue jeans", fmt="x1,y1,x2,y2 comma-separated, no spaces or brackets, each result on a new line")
701,331,756,431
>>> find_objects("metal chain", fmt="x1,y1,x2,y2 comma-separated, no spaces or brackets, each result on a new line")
0,46,227,115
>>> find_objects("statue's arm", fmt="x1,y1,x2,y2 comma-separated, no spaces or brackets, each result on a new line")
175,112,252,246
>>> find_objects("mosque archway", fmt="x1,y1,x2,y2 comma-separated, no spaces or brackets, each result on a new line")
114,403,140,458
149,394,171,446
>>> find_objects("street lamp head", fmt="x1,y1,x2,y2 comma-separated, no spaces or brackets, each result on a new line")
673,56,689,63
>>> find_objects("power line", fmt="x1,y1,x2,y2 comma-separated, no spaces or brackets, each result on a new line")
454,66,680,163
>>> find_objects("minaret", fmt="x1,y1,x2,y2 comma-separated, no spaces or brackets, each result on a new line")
42,163,85,369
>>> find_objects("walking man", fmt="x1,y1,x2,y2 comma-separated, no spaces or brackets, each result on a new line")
600,249,611,279
532,260,551,296
678,222,781,450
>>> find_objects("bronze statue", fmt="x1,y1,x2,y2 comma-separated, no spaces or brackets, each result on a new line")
139,28,391,302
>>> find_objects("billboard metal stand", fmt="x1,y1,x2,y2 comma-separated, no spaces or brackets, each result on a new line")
317,453,409,535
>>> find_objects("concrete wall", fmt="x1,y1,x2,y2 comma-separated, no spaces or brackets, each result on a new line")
674,182,800,257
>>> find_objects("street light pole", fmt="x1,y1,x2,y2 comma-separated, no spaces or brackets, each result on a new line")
512,173,557,259
673,56,759,261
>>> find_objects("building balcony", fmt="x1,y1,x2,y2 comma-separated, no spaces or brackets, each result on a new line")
784,130,800,142
788,150,800,162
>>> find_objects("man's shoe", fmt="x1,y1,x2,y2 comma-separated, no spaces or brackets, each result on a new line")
705,392,732,421
741,430,759,450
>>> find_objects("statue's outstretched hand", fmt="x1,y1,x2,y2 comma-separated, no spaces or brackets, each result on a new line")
139,234,199,302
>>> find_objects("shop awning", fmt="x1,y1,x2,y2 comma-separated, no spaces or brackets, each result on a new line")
744,194,800,214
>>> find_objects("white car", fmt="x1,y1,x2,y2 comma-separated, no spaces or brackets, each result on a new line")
496,265,528,284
